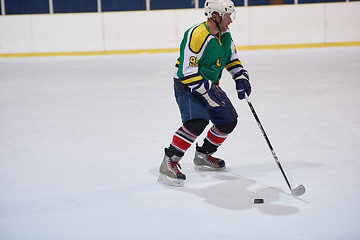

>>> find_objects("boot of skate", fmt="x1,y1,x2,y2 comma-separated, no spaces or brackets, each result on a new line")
193,145,226,171
158,149,186,187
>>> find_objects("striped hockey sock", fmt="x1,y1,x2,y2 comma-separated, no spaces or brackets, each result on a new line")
170,126,198,155
199,125,229,154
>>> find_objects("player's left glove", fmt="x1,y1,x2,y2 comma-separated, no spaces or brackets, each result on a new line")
190,80,225,108
235,69,251,100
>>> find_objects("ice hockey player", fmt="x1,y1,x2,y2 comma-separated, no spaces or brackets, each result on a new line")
158,0,251,187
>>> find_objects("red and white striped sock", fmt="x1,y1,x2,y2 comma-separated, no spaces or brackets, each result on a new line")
170,126,198,154
206,125,228,147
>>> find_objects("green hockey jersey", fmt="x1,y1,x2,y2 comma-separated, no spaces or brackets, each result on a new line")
174,21,245,86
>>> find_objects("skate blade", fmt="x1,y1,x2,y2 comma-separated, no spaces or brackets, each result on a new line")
194,165,226,172
158,173,184,187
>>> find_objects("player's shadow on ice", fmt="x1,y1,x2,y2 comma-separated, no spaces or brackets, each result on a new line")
175,170,299,215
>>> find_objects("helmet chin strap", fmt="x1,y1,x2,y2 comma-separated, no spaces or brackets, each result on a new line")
210,16,222,33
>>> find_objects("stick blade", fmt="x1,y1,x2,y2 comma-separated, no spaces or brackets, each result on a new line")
291,184,306,196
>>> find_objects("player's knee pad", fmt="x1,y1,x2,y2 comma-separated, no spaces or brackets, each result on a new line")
183,118,209,136
215,119,238,134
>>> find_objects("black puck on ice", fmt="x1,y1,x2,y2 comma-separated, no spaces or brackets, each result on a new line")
254,199,264,204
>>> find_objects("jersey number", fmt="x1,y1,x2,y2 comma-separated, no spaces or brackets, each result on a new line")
189,56,198,67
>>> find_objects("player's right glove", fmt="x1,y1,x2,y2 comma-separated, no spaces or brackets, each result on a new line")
190,80,224,108
235,69,251,100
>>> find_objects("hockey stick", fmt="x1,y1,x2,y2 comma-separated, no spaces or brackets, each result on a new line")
245,94,305,197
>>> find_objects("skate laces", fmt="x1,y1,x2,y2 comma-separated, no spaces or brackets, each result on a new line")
169,160,183,173
206,154,220,165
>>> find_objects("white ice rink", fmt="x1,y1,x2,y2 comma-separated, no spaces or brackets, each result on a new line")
1,46,360,240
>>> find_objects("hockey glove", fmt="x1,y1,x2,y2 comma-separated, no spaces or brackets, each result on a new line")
235,69,251,100
190,80,224,108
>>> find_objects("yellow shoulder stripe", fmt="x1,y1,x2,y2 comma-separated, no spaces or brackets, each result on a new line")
189,23,210,54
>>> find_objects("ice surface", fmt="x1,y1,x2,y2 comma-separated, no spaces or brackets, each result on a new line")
1,47,360,240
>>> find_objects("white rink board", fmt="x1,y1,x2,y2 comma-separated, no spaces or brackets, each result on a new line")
325,3,360,42
103,10,180,51
31,13,104,53
0,2,359,54
0,15,32,53
248,4,325,45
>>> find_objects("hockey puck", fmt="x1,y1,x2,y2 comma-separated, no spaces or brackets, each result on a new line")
254,199,264,204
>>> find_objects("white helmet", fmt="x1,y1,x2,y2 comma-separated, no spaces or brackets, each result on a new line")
204,0,235,19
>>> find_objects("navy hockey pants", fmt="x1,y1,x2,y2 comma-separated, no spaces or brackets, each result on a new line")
174,79,238,125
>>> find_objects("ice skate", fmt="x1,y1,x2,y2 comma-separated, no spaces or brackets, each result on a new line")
158,153,186,187
193,149,226,171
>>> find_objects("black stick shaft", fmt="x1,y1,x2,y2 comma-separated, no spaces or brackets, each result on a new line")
245,95,292,191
